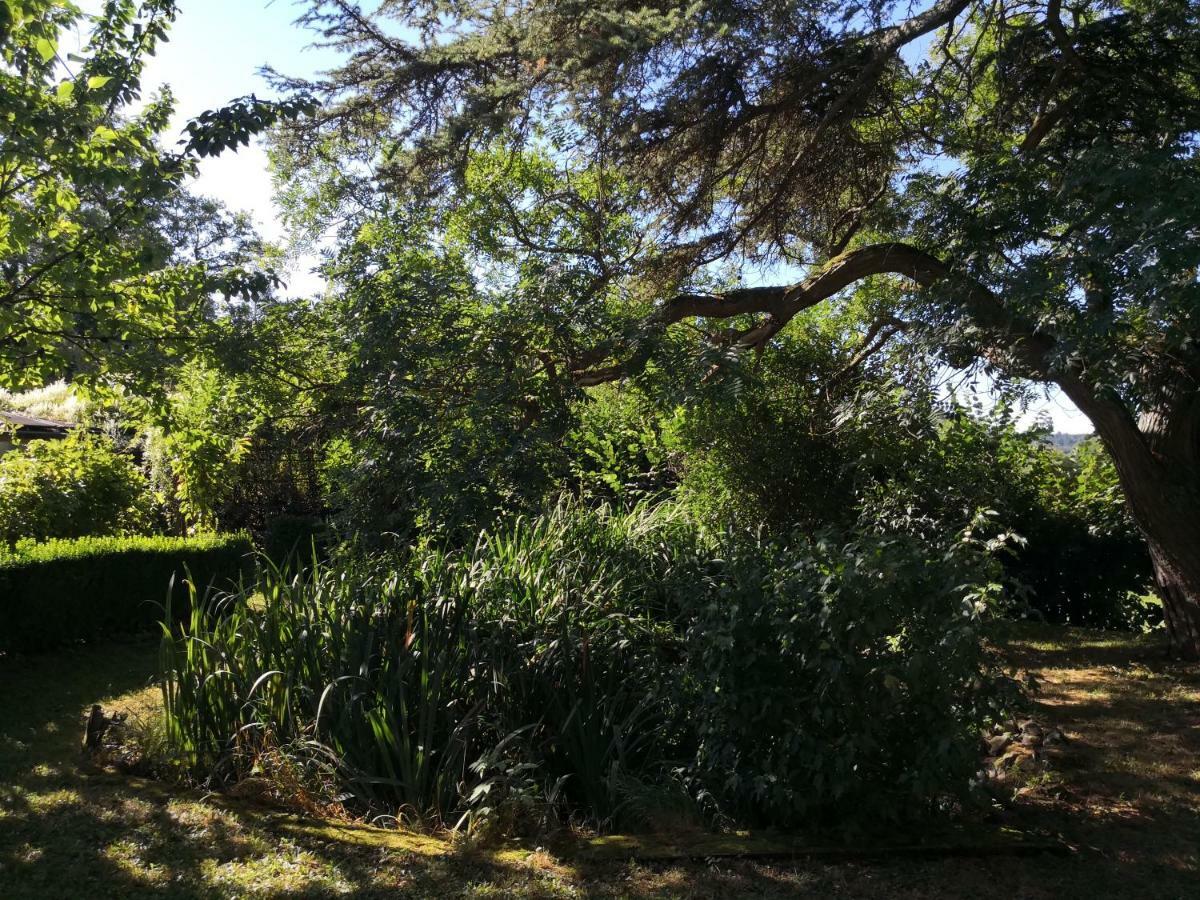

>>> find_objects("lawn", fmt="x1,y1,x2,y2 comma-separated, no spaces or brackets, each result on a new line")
0,625,1196,898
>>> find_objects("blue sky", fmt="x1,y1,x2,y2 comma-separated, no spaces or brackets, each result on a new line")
107,0,1092,432
138,1,336,295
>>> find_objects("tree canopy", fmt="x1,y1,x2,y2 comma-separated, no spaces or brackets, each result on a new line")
268,0,1200,653
0,0,310,390
2,1,1197,651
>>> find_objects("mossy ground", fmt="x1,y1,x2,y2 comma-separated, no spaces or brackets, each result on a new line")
1,625,1196,898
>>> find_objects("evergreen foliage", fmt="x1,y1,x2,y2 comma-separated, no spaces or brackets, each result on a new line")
0,531,252,652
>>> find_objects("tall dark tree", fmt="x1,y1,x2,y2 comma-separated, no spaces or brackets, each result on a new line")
277,0,1200,655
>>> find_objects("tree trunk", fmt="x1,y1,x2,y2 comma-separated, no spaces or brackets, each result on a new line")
1109,466,1200,659
1065,381,1200,659
1123,464,1200,659
1149,544,1200,661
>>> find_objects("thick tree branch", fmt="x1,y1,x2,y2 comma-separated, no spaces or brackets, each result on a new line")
1045,0,1082,66
571,242,1059,385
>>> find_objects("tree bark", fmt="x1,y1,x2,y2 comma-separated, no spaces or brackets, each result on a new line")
1149,545,1200,660
1107,457,1200,659
1054,382,1200,658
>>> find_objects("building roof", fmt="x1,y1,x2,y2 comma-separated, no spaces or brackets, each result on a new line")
0,410,74,434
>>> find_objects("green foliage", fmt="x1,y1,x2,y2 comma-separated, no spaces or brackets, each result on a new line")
161,501,1014,833
905,1,1200,411
565,384,676,505
322,212,579,540
651,318,1154,629
0,0,311,390
144,361,260,531
1021,439,1156,630
282,0,1200,425
271,2,1200,655
0,430,153,543
1071,438,1139,539
259,513,330,569
681,521,1013,829
141,306,339,534
0,531,252,653
668,316,919,534
865,412,1154,629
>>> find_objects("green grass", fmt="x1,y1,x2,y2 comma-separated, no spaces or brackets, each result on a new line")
1,625,1197,898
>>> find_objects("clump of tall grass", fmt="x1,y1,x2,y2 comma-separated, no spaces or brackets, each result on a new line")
161,503,690,830
160,500,1017,834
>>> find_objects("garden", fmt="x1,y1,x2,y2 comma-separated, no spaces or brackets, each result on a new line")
1,0,1198,896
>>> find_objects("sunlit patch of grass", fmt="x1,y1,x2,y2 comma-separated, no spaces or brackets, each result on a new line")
24,788,81,812
199,843,353,895
101,838,171,886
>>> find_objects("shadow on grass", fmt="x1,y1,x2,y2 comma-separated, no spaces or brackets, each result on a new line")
0,640,565,897
1,629,1197,898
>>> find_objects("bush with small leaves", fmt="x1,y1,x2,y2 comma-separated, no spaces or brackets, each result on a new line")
0,431,155,544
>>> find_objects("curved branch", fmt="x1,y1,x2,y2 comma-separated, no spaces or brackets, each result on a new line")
834,315,910,380
570,242,1058,384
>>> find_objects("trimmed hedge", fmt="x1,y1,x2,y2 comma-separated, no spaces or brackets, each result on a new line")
0,533,253,653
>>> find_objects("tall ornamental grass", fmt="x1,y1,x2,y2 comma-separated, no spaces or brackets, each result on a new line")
160,502,1016,833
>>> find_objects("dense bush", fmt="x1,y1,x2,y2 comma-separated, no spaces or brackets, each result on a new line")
665,341,1155,629
142,353,333,536
0,431,155,544
0,533,253,653
565,385,677,506
681,526,1011,828
668,328,891,535
868,416,1154,629
161,503,1016,834
259,513,331,567
1024,439,1156,630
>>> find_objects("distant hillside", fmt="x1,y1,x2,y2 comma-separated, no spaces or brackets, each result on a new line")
1046,432,1092,453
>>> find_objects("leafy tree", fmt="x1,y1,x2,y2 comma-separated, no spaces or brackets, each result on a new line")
278,0,1200,654
140,294,344,534
322,211,578,539
643,317,1153,626
142,360,260,532
665,302,939,535
0,429,153,543
0,0,310,391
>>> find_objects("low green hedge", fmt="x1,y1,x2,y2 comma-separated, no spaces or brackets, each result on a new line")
0,533,253,653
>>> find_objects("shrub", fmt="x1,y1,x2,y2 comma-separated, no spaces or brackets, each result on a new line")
0,533,253,653
867,418,1155,629
679,527,1013,829
161,502,1015,834
259,513,331,567
0,431,154,544
565,384,677,505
